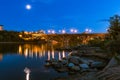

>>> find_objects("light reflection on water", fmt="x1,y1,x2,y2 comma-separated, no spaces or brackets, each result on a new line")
24,67,31,80
0,43,69,80
18,44,67,60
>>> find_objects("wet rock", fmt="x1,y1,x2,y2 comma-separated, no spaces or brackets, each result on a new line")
45,60,51,62
78,58,91,64
90,61,103,68
71,66,80,71
51,58,58,62
79,64,89,69
53,62,63,68
56,67,68,72
68,63,75,68
69,56,81,65
61,60,68,65
51,61,58,66
68,71,76,75
45,62,51,67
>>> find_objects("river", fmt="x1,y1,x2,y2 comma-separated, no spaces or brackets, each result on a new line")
0,43,69,80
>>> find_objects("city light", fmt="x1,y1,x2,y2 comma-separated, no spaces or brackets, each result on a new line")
70,29,74,32
85,28,92,33
61,30,66,34
51,30,55,34
70,29,78,33
74,29,78,33
48,30,55,34
48,30,51,33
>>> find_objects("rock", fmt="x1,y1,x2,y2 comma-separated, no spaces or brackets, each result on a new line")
90,61,103,68
51,58,57,62
103,56,120,70
79,64,89,69
61,60,68,65
68,71,76,75
45,60,51,62
71,66,80,71
68,63,75,68
56,67,68,72
79,58,91,64
51,61,58,65
45,62,51,67
69,56,80,65
53,62,63,68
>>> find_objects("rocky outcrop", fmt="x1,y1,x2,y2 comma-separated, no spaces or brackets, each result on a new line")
97,66,120,80
45,54,106,75
45,46,110,80
96,56,120,80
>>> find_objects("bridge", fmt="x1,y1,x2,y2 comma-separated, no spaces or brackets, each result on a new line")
20,32,107,46
39,33,107,46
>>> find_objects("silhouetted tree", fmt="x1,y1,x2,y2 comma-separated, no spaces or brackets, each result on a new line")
106,15,120,55
108,15,120,40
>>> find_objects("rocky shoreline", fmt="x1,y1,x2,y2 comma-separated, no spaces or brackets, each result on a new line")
44,45,113,80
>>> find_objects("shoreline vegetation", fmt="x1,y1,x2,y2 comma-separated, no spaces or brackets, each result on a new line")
0,30,47,43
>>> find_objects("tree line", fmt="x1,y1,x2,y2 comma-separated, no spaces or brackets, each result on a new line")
0,30,24,42
88,15,120,56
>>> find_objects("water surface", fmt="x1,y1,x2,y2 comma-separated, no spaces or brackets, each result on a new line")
0,43,69,80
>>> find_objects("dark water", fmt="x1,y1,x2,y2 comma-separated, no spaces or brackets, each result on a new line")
0,43,69,80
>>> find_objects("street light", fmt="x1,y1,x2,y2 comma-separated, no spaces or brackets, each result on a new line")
51,30,55,34
70,29,74,33
48,30,51,33
74,29,77,33
61,30,66,34
48,30,55,34
85,28,92,33
89,29,92,33
70,29,78,33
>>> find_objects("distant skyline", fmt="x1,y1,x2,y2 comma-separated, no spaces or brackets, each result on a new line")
0,0,120,33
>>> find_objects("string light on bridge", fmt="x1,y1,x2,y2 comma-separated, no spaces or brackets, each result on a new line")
70,29,78,33
85,28,92,33
61,30,66,34
48,30,55,34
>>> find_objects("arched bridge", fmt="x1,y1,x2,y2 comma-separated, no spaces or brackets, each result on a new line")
40,33,107,45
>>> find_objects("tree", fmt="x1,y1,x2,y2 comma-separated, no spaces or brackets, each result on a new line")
108,15,120,40
103,15,120,69
106,15,120,55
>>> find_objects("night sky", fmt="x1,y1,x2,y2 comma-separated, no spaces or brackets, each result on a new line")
0,0,120,33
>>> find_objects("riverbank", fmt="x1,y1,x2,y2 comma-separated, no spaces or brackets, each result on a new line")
45,45,113,80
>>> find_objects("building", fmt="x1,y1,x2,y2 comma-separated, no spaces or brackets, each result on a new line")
0,54,3,61
0,25,3,31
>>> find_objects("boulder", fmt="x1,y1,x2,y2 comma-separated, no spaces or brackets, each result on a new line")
51,61,58,65
51,58,57,62
61,60,68,65
45,62,51,67
56,67,68,72
71,66,80,71
68,63,75,68
79,64,89,69
79,58,91,64
69,56,80,65
90,61,103,68
52,62,63,68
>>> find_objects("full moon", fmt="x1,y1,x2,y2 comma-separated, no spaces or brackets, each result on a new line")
26,4,31,10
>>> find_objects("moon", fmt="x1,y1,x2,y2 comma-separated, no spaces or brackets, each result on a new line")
26,4,31,10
